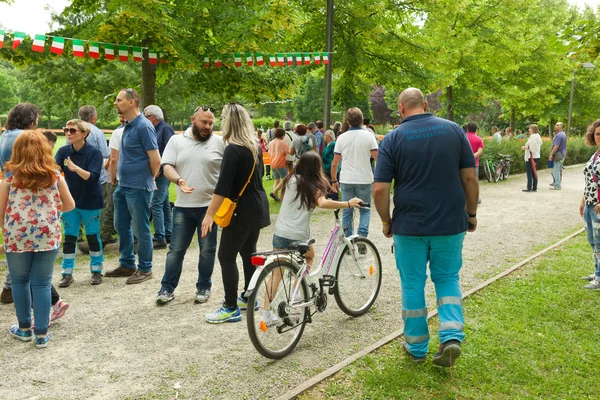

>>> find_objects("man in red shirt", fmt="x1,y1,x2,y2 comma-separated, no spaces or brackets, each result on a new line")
466,122,484,203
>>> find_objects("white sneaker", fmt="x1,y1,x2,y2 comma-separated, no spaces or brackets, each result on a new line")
261,310,281,327
195,288,210,304
584,278,600,289
581,273,596,282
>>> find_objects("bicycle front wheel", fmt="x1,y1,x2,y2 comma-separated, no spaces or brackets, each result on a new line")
334,237,382,317
247,260,310,359
503,162,511,180
483,162,492,182
493,162,502,182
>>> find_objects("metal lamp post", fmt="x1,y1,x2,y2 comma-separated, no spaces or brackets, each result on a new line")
567,62,595,135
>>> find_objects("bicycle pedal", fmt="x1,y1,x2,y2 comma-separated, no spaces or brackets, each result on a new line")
319,275,335,287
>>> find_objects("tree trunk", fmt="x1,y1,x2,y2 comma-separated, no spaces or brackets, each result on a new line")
141,40,157,108
446,86,453,121
510,109,515,132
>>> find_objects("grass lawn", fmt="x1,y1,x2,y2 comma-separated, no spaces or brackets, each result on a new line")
301,233,600,399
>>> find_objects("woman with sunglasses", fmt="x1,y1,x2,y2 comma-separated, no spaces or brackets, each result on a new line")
201,103,270,324
54,120,105,287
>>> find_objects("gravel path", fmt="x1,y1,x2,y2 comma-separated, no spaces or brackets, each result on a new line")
0,165,586,400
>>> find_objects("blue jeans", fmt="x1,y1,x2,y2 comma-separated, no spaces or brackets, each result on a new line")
552,158,564,188
61,208,103,275
393,234,466,358
583,204,600,279
160,207,217,292
6,249,59,335
113,186,153,272
151,174,172,241
340,183,372,237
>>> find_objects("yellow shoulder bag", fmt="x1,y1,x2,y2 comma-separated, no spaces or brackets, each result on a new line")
214,162,256,228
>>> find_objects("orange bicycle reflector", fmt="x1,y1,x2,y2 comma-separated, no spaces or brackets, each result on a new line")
259,321,268,332
251,256,266,266
369,265,374,276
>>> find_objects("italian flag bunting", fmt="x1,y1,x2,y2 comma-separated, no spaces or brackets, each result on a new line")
12,31,26,49
322,52,329,65
256,53,264,66
304,53,311,65
50,37,65,55
159,52,168,64
214,57,222,67
295,52,302,66
277,53,284,67
246,53,253,66
269,54,276,67
286,53,293,66
234,53,242,67
32,34,46,52
89,42,99,58
203,56,210,68
148,49,158,64
72,39,85,57
314,52,321,65
133,46,143,62
118,45,129,62
0,30,4,49
104,44,115,60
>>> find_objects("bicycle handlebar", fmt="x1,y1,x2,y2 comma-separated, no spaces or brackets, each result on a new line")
497,153,512,159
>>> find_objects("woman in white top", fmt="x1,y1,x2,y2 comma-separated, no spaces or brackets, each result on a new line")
521,124,543,192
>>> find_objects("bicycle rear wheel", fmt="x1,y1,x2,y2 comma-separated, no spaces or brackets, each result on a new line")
334,237,382,317
493,162,502,182
503,161,511,180
483,162,492,182
247,260,309,359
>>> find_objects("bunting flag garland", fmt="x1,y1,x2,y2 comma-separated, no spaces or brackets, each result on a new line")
104,44,115,60
256,53,264,66
314,53,321,65
269,54,276,67
72,39,85,57
214,57,222,67
286,53,293,66
277,53,284,67
304,53,311,65
246,53,253,66
322,52,329,65
89,42,99,58
50,37,65,55
203,56,210,67
234,53,242,67
0,30,4,49
32,34,46,52
159,52,168,64
12,31,26,49
148,49,158,64
118,45,129,61
295,52,302,66
133,46,143,62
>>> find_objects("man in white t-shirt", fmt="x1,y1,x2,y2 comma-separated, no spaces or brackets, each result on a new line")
331,108,378,241
155,106,226,305
108,113,126,184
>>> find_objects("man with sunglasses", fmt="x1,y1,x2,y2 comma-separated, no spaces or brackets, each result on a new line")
144,105,175,250
105,88,161,285
155,105,225,305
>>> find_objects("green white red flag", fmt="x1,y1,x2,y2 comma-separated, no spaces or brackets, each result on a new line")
304,53,311,65
277,53,284,67
104,44,115,60
50,37,65,55
256,54,264,66
246,53,253,66
322,52,329,64
118,45,129,61
32,34,46,52
286,53,293,66
12,31,26,49
133,46,143,62
269,54,276,67
314,53,321,65
214,58,222,67
295,52,302,66
203,56,210,67
72,39,85,57
0,30,4,49
148,49,158,64
234,53,242,67
89,42,99,58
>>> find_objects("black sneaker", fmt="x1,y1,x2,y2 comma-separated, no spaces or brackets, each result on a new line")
357,243,368,255
166,236,172,244
403,342,426,363
432,340,461,367
153,240,167,250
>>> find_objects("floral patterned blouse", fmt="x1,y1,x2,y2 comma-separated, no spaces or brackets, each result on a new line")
3,174,62,253
583,151,600,206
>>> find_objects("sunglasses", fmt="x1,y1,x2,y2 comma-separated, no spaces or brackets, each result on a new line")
63,127,79,134
194,105,215,113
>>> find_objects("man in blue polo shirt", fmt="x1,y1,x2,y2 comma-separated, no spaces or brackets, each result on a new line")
373,88,479,367
104,88,161,285
549,122,567,190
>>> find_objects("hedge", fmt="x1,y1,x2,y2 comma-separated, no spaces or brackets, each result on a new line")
478,136,594,176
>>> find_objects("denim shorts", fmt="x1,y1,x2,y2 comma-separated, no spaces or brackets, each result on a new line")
272,167,288,180
272,235,296,249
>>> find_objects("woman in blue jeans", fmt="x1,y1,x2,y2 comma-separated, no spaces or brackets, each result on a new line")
0,130,74,348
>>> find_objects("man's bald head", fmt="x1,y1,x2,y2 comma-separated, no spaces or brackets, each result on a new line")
399,88,425,111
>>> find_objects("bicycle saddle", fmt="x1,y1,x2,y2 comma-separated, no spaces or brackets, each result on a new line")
288,238,316,255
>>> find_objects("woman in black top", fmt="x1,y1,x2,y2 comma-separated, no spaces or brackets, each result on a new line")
201,103,270,323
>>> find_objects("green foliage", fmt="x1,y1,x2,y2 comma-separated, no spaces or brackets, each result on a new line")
251,117,276,130
292,74,325,122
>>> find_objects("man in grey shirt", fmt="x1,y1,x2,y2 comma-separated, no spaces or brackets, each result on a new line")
156,107,225,305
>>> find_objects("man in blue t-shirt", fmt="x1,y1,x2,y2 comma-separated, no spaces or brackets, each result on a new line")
373,88,479,367
549,122,567,190
104,88,161,285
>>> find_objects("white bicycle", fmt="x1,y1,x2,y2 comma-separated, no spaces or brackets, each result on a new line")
245,205,382,359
